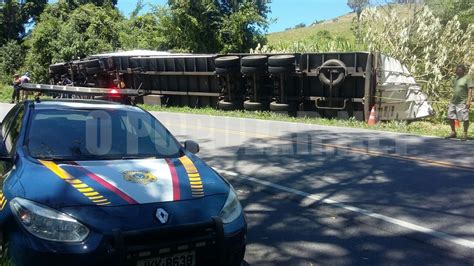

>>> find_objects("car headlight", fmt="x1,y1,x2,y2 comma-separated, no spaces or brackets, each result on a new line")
9,198,89,242
219,188,242,224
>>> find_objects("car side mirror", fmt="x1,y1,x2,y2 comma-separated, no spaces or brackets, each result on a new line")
184,140,199,154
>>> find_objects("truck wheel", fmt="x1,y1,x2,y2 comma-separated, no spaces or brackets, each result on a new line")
244,100,264,111
270,101,289,111
268,65,295,74
241,66,266,75
241,55,267,67
218,100,236,110
318,59,347,87
268,55,295,66
215,56,240,68
215,66,240,75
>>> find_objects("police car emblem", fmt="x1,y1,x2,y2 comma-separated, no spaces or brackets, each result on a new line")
123,171,157,185
156,208,169,224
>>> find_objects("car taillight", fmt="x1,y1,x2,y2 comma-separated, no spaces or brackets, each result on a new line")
110,89,119,94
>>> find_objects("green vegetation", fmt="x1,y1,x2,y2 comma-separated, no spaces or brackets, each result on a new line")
0,85,13,103
139,104,474,139
266,4,418,47
267,13,356,46
0,0,271,83
425,0,473,29
360,5,473,119
265,3,473,121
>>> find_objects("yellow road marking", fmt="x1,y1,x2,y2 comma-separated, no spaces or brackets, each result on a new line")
169,122,474,172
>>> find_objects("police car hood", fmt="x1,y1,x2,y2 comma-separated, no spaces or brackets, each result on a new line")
22,155,229,207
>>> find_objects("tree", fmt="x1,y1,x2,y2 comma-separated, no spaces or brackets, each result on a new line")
217,0,269,52
347,0,369,19
0,41,25,83
24,3,123,82
120,13,164,50
156,0,270,53
360,6,473,118
348,0,369,42
63,0,117,9
294,23,306,29
425,0,473,29
155,0,221,53
0,0,47,45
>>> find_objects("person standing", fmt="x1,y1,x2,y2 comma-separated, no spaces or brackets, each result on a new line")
11,74,21,103
20,72,31,101
446,64,473,141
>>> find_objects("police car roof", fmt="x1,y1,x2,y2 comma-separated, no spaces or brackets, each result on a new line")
29,99,140,111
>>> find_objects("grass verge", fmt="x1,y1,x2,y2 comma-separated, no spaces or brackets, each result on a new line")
140,104,474,139
0,85,13,103
0,85,470,139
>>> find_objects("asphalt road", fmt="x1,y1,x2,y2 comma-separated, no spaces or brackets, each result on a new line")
154,111,474,265
0,103,473,265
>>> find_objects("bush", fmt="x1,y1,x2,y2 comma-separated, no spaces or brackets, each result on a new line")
0,41,24,83
360,6,473,120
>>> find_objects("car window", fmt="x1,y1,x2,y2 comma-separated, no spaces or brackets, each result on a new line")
26,108,181,160
4,105,25,155
1,104,21,139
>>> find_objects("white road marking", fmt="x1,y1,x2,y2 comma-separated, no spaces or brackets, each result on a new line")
215,168,474,250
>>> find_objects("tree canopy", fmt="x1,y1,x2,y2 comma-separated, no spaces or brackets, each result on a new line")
156,0,270,53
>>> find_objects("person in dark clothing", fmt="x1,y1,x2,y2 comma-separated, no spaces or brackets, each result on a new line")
11,74,21,103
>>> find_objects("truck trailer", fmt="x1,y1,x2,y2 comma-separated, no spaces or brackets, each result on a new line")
45,50,433,121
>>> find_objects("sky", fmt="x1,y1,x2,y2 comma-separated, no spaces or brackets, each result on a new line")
117,0,353,33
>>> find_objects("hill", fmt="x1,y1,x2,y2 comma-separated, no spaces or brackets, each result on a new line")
266,4,417,47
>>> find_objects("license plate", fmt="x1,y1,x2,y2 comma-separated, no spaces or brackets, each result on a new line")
137,251,195,266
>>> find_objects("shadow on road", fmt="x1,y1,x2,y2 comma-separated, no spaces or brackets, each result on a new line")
175,129,473,265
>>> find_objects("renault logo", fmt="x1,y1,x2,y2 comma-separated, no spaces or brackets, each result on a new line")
156,208,169,224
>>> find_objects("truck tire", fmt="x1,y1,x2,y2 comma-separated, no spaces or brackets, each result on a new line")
241,66,266,75
215,56,240,68
268,55,295,66
318,59,347,87
268,65,295,74
241,55,267,67
270,101,289,111
244,100,264,111
218,100,236,110
215,66,240,75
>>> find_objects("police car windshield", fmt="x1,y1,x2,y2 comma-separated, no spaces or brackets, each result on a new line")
26,108,182,160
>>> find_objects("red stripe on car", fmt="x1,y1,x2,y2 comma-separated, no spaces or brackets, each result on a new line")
71,162,139,205
166,158,181,201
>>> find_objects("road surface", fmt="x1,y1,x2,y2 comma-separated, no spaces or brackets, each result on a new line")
0,103,472,265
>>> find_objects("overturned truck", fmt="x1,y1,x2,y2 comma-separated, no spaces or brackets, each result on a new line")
47,50,433,121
